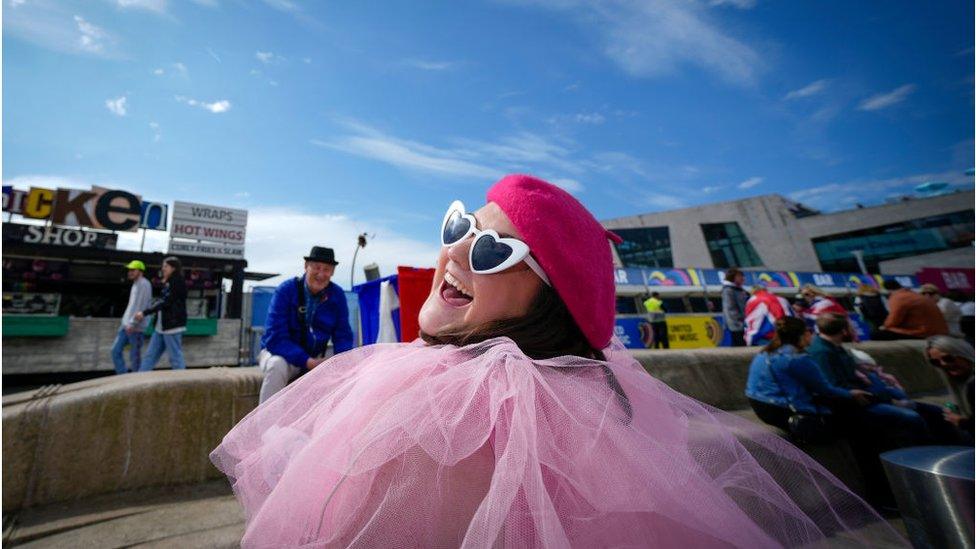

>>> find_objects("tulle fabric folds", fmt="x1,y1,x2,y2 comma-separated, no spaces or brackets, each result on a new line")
211,338,905,548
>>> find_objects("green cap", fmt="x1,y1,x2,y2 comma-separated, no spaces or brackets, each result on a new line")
125,260,146,271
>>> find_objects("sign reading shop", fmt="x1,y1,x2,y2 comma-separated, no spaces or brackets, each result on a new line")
2,185,168,231
168,201,248,259
3,222,119,249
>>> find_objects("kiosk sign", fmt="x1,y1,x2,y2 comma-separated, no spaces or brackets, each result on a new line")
168,201,248,259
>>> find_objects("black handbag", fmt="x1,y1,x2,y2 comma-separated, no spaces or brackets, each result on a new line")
765,355,834,445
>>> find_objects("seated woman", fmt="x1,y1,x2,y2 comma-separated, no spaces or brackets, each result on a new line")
746,317,871,434
212,175,903,548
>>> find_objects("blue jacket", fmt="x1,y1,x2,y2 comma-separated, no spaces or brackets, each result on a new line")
745,345,851,414
261,276,354,369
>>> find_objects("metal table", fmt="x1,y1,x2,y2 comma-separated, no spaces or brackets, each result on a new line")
881,445,974,549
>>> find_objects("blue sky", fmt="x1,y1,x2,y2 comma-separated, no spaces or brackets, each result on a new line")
4,0,974,284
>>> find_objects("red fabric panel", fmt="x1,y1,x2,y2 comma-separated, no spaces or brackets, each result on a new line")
916,267,975,293
397,266,436,342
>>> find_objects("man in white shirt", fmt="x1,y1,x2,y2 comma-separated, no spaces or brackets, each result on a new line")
111,260,153,374
920,284,964,339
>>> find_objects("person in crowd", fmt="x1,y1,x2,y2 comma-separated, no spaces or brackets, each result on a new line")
854,283,888,331
926,335,975,436
797,283,859,339
642,291,669,349
872,279,948,340
920,284,964,338
721,267,748,347
134,256,188,371
257,246,354,403
111,260,152,374
744,284,793,346
960,298,975,344
745,316,871,434
808,313,960,447
212,175,902,547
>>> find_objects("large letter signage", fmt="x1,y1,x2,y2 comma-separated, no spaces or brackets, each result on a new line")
2,185,168,231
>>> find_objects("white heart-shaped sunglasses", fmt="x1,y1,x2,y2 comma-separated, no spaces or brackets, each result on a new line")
440,200,551,286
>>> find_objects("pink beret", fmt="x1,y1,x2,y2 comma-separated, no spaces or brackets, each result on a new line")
487,174,622,350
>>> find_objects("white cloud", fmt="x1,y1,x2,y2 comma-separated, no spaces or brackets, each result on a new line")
175,95,231,113
784,79,829,100
10,0,27,7
551,178,584,193
312,131,502,181
858,84,916,111
172,62,188,75
513,0,761,86
255,51,286,64
574,112,606,124
302,57,312,64
241,206,441,289
5,6,119,58
153,67,164,75
116,0,167,14
105,96,128,116
402,58,457,71
75,15,108,54
702,185,722,193
644,192,687,210
207,47,222,63
737,176,763,189
789,169,970,210
709,0,756,7
149,121,161,142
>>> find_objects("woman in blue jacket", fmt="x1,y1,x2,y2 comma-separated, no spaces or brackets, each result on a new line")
746,317,871,433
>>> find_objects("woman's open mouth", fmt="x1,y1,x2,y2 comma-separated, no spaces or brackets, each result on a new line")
440,271,474,308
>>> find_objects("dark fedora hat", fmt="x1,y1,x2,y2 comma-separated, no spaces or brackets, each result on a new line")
304,246,339,265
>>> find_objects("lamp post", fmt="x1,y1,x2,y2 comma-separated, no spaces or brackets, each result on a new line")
350,233,368,288
851,250,868,275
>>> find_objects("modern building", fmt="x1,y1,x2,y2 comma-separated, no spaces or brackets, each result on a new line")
603,190,975,276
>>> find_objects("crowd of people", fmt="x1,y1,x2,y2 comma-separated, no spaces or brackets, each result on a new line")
745,314,974,508
719,267,974,347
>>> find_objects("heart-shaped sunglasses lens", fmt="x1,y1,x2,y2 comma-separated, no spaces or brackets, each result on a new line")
442,209,472,245
471,233,515,272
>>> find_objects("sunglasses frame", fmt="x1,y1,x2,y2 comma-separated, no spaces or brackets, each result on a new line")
440,200,551,286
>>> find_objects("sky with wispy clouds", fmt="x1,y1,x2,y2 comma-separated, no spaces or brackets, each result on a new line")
3,0,974,285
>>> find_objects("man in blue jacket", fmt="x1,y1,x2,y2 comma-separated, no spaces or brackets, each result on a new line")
259,246,354,403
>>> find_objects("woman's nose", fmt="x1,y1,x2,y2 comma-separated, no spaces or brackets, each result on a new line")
446,238,472,270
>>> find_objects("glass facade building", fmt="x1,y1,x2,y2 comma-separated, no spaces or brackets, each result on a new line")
812,210,975,272
700,222,763,268
613,227,673,268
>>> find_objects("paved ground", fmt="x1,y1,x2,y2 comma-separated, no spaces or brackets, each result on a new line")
3,481,243,548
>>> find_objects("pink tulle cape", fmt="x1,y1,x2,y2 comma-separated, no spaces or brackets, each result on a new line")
211,338,905,548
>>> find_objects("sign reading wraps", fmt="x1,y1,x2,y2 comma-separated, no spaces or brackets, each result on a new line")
168,201,248,259
2,185,168,232
3,222,118,249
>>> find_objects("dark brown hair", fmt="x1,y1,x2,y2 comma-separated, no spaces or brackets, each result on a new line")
420,283,604,361
764,317,809,353
163,256,183,276
725,268,743,282
420,284,632,420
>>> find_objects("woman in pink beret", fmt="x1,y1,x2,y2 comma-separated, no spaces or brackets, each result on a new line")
212,175,903,548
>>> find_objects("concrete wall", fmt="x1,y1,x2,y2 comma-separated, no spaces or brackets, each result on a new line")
879,247,976,275
603,195,824,272
2,318,243,374
798,190,975,239
602,191,974,272
3,367,262,512
1,341,951,512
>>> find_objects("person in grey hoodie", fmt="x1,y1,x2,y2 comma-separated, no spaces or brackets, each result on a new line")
721,268,749,347
111,260,153,374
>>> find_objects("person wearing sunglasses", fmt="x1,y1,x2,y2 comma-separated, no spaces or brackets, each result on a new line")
926,335,975,436
212,175,903,548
